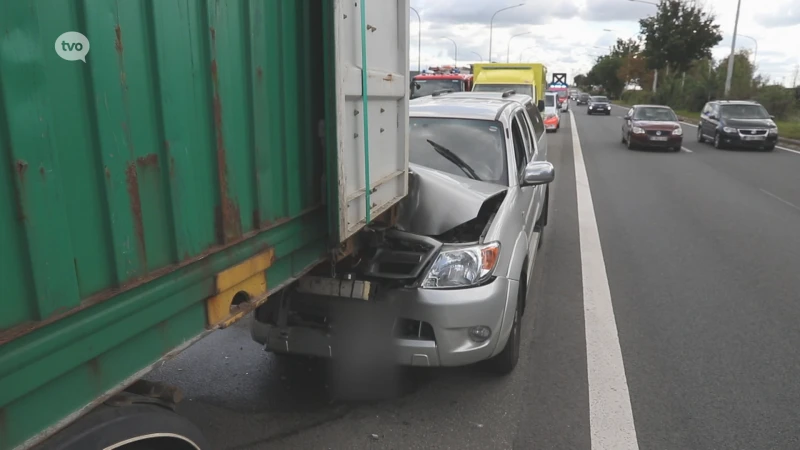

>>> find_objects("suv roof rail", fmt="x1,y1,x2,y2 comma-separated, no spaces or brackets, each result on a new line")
432,89,454,97
501,89,517,98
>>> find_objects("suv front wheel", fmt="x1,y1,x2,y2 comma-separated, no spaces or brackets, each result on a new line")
697,126,705,143
713,132,725,149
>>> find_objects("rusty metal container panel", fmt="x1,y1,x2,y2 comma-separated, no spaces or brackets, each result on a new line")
0,1,341,448
0,0,328,332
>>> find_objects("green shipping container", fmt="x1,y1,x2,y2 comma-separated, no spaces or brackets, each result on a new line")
0,0,410,448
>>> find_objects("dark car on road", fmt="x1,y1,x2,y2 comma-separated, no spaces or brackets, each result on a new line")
621,105,683,152
577,93,591,105
587,96,611,115
697,100,779,151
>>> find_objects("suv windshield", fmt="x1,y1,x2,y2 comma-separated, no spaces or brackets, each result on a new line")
579,94,590,99
473,84,534,98
410,117,508,185
719,104,770,119
591,96,609,103
633,107,678,121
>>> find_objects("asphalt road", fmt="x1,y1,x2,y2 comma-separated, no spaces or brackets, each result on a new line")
147,103,800,450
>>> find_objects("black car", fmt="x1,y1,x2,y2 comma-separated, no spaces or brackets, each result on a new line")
587,96,611,115
697,100,779,151
577,93,591,105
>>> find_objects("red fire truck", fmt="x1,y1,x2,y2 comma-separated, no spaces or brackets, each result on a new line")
411,67,473,99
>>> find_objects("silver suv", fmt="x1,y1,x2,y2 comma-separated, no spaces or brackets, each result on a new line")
252,93,555,375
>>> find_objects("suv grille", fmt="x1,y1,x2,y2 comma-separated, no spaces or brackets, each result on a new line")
738,129,767,136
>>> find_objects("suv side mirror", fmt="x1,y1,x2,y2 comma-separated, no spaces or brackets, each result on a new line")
521,161,555,187
770,115,775,120
707,113,717,120
537,100,545,111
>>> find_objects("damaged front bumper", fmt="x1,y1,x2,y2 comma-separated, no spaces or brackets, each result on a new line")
251,275,517,367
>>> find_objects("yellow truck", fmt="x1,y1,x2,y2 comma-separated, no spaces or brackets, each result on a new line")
471,63,548,106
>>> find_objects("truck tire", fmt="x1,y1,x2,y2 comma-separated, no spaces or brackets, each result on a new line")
38,403,208,450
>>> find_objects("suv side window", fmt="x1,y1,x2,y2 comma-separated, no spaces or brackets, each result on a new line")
701,103,711,116
526,102,545,139
510,112,529,175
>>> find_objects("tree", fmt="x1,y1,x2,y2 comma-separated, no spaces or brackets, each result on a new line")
610,38,641,58
618,55,652,90
573,74,588,87
587,55,625,98
639,0,722,74
715,51,756,99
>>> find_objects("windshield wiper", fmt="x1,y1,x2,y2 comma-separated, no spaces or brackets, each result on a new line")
426,139,482,181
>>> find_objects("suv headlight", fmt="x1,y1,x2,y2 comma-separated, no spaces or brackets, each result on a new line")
421,242,500,289
632,126,645,134
769,127,778,135
723,126,737,133
672,127,683,135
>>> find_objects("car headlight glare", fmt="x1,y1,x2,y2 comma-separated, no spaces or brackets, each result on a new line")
632,126,645,134
723,126,737,133
672,127,683,135
421,242,500,289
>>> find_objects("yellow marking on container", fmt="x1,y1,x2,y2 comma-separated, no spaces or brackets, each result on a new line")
206,248,274,329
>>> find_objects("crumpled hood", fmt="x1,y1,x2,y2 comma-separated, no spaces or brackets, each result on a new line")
396,163,507,236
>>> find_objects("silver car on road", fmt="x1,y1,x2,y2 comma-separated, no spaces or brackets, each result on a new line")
252,92,555,375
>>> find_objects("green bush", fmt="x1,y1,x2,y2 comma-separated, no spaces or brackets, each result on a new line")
756,85,798,120
621,90,653,105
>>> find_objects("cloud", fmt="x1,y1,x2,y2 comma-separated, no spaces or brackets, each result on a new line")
414,0,580,27
755,2,800,27
579,0,657,22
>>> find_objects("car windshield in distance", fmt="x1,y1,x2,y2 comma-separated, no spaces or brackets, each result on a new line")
472,83,534,99
719,104,770,119
545,95,556,107
591,96,609,103
412,78,463,98
633,107,678,121
410,117,508,185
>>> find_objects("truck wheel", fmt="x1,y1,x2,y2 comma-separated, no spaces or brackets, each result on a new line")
486,278,524,375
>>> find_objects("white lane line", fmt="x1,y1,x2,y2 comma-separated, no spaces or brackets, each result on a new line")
568,110,640,450
760,188,800,212
681,147,693,153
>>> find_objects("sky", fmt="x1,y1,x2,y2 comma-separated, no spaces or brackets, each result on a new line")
409,0,800,87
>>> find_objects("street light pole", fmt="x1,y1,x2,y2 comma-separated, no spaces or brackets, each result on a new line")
471,51,484,62
410,7,422,72
724,0,742,97
489,4,524,63
507,32,531,63
627,0,659,93
737,33,758,67
442,37,458,67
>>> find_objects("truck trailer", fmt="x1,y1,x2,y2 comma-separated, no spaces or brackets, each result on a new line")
0,0,409,448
